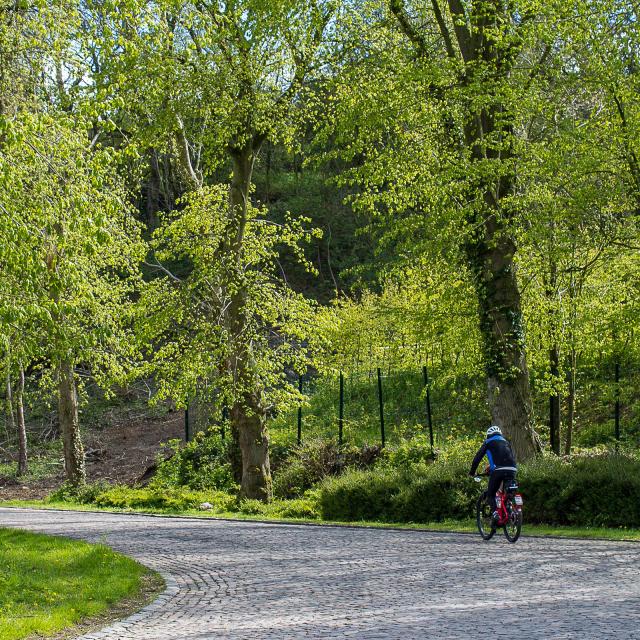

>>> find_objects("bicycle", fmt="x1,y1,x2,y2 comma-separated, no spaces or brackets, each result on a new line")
473,472,523,543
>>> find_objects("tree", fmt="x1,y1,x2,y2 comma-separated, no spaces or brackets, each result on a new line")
0,112,145,485
87,0,335,498
315,0,611,458
514,0,640,452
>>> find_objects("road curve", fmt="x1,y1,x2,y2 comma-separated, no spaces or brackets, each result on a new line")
1,508,639,639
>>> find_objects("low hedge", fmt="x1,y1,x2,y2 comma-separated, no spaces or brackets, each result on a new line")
320,453,640,528
48,484,321,520
92,487,237,512
521,455,640,527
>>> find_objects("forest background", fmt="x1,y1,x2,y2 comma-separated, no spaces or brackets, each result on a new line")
1,0,640,526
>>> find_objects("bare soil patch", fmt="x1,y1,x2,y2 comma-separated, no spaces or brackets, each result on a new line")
0,410,184,501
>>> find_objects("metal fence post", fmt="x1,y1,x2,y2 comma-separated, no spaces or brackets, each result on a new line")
377,367,385,447
297,374,303,445
615,363,620,450
423,365,434,457
338,371,344,445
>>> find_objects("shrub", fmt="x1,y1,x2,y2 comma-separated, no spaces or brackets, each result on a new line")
320,453,640,528
90,486,237,512
392,463,475,522
435,437,480,466
319,469,402,521
49,481,111,504
273,495,320,519
382,434,434,469
236,499,266,515
520,453,640,527
273,438,382,499
153,433,236,491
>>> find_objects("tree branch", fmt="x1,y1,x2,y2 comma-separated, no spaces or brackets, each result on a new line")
175,116,202,190
389,0,429,56
446,0,473,62
612,91,640,205
431,0,456,59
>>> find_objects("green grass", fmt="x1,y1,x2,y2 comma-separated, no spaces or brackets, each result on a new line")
268,369,489,448
3,500,640,542
0,527,156,640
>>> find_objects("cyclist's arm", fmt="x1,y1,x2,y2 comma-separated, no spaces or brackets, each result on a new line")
469,443,487,476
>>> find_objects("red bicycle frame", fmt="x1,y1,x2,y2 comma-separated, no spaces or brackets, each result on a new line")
494,485,523,526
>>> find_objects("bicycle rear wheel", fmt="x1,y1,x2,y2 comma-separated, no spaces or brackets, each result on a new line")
476,494,495,541
503,498,522,543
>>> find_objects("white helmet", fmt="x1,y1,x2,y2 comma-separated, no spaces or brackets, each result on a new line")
486,425,502,438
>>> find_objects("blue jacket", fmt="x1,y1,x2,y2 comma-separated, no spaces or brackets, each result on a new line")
469,435,517,475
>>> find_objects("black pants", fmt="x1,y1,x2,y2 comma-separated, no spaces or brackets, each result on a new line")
487,470,516,512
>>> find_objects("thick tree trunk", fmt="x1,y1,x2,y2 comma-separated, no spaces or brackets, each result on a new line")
57,360,85,486
231,390,271,501
389,0,542,459
466,223,541,461
227,144,272,501
16,366,27,476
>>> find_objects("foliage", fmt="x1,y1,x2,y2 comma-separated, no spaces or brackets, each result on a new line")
318,461,472,523
92,486,237,512
0,528,151,640
138,185,320,415
315,271,483,378
272,438,381,498
152,433,236,492
320,451,640,528
47,484,321,519
3,0,640,494
0,112,145,384
49,480,112,505
310,0,640,456
519,454,640,527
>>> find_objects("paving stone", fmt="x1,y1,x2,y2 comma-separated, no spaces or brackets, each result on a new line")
1,508,639,639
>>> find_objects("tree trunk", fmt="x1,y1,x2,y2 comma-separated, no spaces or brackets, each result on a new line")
231,390,271,501
145,150,162,230
58,360,85,486
5,368,14,443
549,343,561,455
227,143,272,501
448,1,541,461
565,348,576,456
466,226,540,460
16,366,27,476
545,230,561,455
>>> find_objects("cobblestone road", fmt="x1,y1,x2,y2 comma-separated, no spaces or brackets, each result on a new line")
1,508,639,639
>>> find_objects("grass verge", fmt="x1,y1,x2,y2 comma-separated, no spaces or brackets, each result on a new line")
0,527,163,640
2,500,640,542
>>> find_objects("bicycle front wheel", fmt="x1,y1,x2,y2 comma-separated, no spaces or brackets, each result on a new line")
503,499,522,543
476,494,495,541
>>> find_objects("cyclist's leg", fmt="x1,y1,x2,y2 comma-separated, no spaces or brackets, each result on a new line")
487,472,501,511
504,472,516,492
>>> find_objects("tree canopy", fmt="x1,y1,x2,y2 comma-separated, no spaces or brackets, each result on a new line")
1,0,639,495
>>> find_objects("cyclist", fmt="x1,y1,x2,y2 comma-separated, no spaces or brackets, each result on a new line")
469,425,517,526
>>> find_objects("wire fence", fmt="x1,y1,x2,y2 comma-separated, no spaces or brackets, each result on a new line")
184,360,640,452
268,366,490,448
